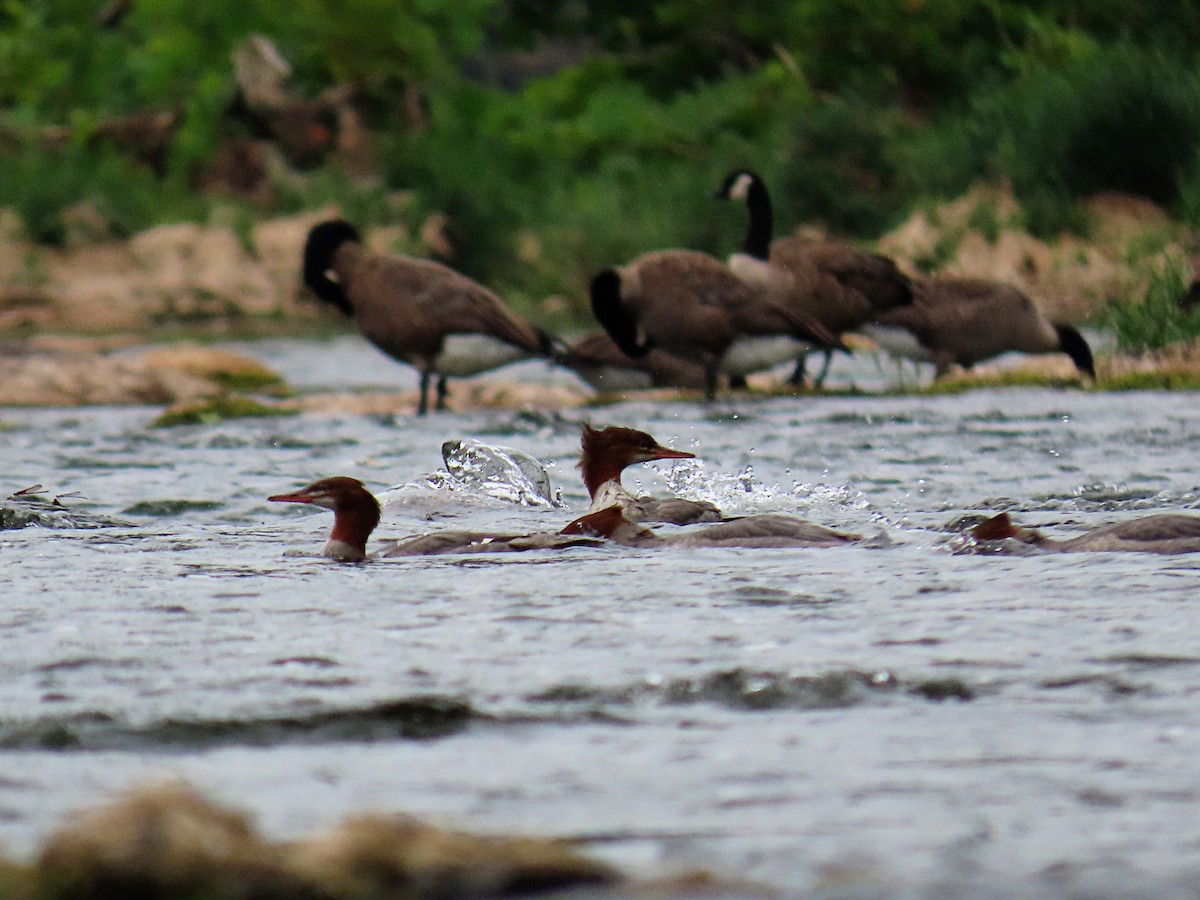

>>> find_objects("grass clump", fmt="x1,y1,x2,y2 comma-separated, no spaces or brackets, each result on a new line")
1104,256,1200,353
152,396,297,428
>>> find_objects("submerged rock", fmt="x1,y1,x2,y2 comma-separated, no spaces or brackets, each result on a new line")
0,342,285,407
287,813,618,898
33,781,620,899
37,783,303,900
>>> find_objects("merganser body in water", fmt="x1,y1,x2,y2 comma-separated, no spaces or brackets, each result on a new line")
269,477,601,561
972,512,1200,554
302,220,560,415
578,424,722,525
563,504,861,549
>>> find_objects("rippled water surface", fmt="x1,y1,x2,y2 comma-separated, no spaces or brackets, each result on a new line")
3,338,1200,897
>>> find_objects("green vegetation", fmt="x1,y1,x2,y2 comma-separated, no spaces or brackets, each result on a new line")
1105,257,1200,352
152,396,297,427
4,1,1200,319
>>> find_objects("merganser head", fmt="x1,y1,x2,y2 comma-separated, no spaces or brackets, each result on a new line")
302,220,361,317
577,424,695,498
269,476,380,562
972,512,1043,546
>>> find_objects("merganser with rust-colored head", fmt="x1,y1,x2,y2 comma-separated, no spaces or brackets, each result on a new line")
973,512,1200,554
270,476,602,560
562,504,861,549
269,477,382,561
578,424,722,525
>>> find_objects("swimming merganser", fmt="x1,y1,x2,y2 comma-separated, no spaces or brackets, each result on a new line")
715,169,913,387
563,504,861,549
589,249,844,400
579,424,722,525
861,277,1095,380
303,220,560,415
972,511,1200,553
270,476,601,560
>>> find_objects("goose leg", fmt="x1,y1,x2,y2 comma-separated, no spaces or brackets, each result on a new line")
812,349,835,388
418,371,431,416
435,374,449,411
704,365,718,402
787,353,809,387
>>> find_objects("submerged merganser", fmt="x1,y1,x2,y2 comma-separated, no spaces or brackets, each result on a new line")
578,424,722,526
973,512,1200,554
270,477,602,561
562,504,861,549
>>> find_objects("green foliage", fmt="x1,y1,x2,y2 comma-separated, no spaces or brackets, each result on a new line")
5,0,1200,324
1104,257,1200,353
989,45,1200,235
0,144,200,243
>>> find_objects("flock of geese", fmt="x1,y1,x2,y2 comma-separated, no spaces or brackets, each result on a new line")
302,169,1096,413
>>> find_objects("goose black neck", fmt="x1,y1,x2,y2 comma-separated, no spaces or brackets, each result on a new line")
742,178,774,260
303,220,360,317
1054,324,1095,379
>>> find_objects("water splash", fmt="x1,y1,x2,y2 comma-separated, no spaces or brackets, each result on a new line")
382,439,562,508
661,457,877,519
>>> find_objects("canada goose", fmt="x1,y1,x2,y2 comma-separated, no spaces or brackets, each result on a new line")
589,249,843,400
302,220,558,414
860,276,1096,380
558,331,748,393
715,169,913,386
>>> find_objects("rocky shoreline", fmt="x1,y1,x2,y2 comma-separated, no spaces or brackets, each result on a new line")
2,188,1198,413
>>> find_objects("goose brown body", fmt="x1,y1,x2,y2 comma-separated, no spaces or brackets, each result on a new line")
716,169,913,385
590,249,843,400
303,220,556,414
865,277,1096,379
558,331,711,392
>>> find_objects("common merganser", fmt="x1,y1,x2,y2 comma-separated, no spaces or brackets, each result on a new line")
578,424,722,525
715,169,913,387
563,504,861,549
972,511,1200,553
302,220,560,415
589,249,844,400
270,476,602,560
861,277,1095,380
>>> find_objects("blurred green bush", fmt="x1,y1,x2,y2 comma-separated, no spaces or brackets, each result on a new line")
3,0,1200,323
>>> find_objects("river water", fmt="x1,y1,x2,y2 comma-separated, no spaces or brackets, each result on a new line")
2,337,1200,897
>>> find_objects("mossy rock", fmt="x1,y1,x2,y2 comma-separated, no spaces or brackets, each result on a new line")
133,345,288,395
152,396,298,427
917,371,1090,395
1099,370,1200,391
